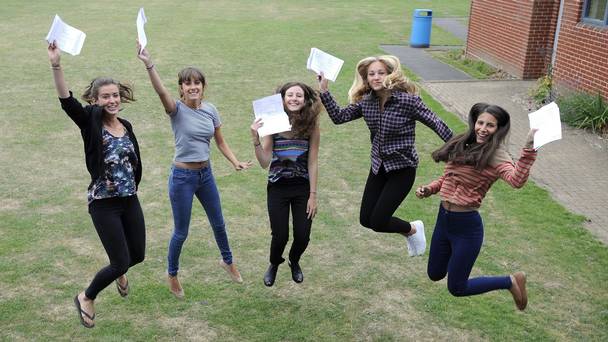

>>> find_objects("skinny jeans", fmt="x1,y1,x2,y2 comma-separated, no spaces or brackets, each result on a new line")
167,165,233,276
359,166,416,234
267,182,312,265
427,204,512,296
86,195,146,300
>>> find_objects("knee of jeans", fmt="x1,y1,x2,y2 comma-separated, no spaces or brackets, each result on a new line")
427,269,446,282
447,281,468,297
172,230,189,243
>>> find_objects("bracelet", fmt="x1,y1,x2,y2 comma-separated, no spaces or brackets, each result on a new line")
309,191,317,194
146,64,155,70
253,141,261,147
51,65,61,70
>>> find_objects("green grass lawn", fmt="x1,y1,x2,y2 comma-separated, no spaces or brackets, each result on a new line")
1,1,607,340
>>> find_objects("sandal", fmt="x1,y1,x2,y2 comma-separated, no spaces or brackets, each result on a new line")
115,276,129,297
73,295,95,328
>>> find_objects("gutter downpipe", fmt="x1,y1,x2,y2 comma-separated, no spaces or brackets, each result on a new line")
551,0,565,69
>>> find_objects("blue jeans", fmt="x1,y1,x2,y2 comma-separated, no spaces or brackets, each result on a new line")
427,204,511,297
167,165,232,276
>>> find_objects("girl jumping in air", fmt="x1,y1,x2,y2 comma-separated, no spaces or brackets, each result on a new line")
416,103,536,310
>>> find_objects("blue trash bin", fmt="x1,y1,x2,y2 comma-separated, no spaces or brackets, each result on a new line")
410,9,432,48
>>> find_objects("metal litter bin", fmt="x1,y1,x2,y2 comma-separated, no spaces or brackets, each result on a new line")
410,9,432,48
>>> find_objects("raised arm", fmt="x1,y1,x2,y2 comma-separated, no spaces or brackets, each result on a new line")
47,41,89,128
47,41,69,99
250,118,274,169
306,123,320,219
136,42,176,114
317,73,363,124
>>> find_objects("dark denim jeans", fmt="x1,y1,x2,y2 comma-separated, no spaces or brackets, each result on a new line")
427,204,511,297
167,165,232,276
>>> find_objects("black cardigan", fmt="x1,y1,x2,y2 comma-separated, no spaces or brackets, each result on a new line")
59,92,142,190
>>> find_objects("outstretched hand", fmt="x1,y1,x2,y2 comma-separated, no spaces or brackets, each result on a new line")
47,41,61,65
234,160,253,171
415,186,431,199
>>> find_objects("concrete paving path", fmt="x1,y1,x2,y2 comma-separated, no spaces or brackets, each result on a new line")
381,18,608,244
380,44,472,81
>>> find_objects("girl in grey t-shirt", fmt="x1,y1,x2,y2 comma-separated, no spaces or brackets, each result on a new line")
138,43,251,298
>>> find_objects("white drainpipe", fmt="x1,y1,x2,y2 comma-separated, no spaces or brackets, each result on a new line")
551,0,565,70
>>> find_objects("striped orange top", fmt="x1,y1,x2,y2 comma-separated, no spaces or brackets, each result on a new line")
426,148,537,208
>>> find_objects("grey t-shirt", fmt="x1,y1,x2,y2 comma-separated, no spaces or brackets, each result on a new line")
170,100,221,162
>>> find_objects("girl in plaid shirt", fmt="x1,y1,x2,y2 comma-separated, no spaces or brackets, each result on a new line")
416,103,537,310
318,55,453,257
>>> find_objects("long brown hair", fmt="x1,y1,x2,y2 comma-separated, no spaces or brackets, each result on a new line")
276,82,321,138
432,103,511,170
82,77,135,104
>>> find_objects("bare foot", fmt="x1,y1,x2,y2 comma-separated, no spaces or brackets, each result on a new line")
219,259,243,283
167,274,184,299
509,272,528,310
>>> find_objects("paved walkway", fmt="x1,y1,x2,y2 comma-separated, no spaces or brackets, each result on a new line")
382,19,608,244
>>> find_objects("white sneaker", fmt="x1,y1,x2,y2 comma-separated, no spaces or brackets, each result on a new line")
406,233,417,257
409,220,426,256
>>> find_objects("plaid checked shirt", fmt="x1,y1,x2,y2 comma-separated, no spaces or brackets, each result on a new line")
320,90,453,174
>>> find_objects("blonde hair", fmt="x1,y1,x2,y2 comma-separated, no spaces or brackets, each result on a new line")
347,55,417,103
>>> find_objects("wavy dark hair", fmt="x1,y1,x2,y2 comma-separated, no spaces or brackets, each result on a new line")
82,77,135,104
276,82,322,138
432,103,511,170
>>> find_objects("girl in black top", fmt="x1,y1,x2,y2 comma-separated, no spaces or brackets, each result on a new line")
47,41,146,328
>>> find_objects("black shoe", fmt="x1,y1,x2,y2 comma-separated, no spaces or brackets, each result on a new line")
264,264,278,287
289,262,303,283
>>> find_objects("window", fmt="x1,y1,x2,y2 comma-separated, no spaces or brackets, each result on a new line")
582,0,608,26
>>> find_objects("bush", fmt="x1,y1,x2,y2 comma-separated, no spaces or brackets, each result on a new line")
557,91,608,135
529,75,554,106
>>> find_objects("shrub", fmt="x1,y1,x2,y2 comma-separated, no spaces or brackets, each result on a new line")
557,91,608,135
529,74,554,106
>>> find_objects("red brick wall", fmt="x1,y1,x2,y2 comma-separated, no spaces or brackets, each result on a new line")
552,1,608,98
465,0,560,79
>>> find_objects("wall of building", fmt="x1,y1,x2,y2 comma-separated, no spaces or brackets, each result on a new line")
465,0,560,79
552,1,608,97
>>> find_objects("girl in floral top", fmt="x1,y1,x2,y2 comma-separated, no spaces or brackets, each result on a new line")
318,55,453,257
416,103,537,310
48,42,146,328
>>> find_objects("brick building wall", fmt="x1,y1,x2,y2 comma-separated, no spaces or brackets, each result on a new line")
465,0,560,79
552,1,608,98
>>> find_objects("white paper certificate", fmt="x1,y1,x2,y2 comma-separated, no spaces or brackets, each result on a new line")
253,94,291,137
136,8,148,53
528,101,562,150
306,47,344,82
45,15,86,56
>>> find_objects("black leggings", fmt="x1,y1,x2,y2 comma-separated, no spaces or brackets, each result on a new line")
85,195,146,300
359,167,416,234
267,182,312,265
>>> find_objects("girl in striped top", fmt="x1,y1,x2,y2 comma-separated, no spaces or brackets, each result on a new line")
416,103,537,310
250,82,321,287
